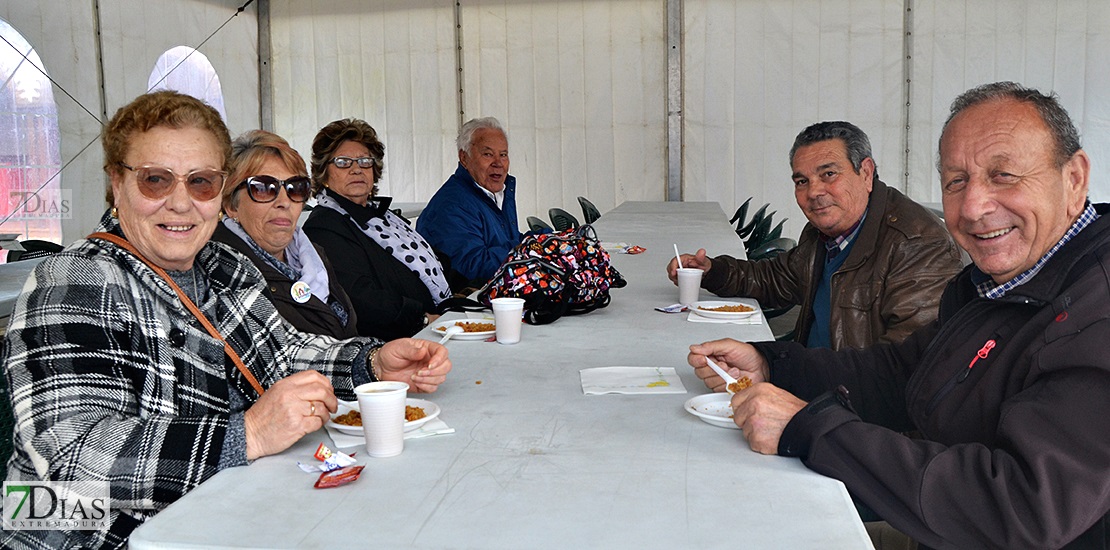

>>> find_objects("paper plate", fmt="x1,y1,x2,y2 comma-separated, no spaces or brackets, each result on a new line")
684,392,740,429
432,319,496,341
691,300,758,320
328,399,442,434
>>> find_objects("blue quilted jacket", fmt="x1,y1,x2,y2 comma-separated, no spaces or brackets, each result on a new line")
417,163,521,282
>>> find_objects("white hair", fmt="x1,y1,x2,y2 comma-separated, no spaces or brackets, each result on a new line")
456,117,506,154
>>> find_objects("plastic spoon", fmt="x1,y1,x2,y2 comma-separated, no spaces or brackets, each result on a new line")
437,325,463,345
704,356,739,395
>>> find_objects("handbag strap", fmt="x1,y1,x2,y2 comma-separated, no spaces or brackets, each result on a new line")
87,231,265,397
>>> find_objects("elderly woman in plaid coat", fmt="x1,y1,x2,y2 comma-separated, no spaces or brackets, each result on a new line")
0,91,452,549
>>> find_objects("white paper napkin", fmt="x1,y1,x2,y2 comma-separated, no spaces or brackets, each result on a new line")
579,366,688,395
405,418,456,440
325,417,455,449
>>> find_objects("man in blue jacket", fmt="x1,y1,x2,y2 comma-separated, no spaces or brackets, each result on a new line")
417,117,521,284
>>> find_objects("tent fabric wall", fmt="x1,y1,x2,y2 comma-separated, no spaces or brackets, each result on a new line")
2,0,259,242
907,0,1110,205
5,0,1110,246
684,0,910,241
97,0,258,134
271,0,666,224
683,0,1110,240
458,0,667,223
1,2,103,241
270,0,458,206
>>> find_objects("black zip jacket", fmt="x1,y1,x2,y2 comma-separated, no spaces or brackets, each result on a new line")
758,204,1110,549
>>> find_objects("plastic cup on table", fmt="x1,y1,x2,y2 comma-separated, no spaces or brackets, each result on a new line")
677,268,703,306
354,381,409,458
490,297,525,344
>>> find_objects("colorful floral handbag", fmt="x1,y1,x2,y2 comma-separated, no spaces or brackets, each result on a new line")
479,225,626,325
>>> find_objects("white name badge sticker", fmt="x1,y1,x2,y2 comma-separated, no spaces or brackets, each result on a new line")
291,281,312,303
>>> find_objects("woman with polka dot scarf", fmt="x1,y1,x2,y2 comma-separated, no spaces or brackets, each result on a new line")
303,118,453,340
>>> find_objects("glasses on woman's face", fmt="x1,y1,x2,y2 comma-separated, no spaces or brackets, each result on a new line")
330,156,375,170
119,162,227,201
235,175,313,203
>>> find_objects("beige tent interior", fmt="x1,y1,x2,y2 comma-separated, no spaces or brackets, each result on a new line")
2,0,1109,247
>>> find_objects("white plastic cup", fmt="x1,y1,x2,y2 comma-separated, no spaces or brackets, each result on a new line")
490,297,525,345
354,381,409,458
677,268,703,306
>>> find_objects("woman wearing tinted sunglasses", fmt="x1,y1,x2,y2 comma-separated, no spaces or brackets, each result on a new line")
211,129,358,338
303,118,454,341
2,93,452,549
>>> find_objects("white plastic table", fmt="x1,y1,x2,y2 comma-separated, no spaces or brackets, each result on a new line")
129,201,872,549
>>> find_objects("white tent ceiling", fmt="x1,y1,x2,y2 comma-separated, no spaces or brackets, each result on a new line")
2,0,1108,243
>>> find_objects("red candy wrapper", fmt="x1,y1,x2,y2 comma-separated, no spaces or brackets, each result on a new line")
313,443,333,462
626,245,646,254
314,465,365,489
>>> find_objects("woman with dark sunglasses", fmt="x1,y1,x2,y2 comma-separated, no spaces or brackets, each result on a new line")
303,118,455,341
211,129,358,338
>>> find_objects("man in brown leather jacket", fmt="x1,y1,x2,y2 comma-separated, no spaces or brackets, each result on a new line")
669,121,963,350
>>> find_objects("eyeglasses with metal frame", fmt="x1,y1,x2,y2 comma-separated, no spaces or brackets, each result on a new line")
330,156,376,170
119,162,227,201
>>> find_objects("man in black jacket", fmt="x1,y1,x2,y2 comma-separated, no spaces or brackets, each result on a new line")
689,82,1109,549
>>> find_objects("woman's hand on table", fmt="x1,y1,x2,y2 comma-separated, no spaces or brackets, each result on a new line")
687,338,768,392
666,248,712,283
377,338,452,393
244,370,337,460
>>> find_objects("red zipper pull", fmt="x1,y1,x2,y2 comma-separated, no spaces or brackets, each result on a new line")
960,339,996,382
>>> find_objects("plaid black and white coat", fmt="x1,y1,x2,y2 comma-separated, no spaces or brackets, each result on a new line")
1,215,382,549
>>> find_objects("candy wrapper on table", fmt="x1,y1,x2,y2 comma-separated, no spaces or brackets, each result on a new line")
600,242,646,254
314,465,365,489
297,443,358,473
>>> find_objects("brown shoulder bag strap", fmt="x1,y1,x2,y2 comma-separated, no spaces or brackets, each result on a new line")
88,231,265,397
